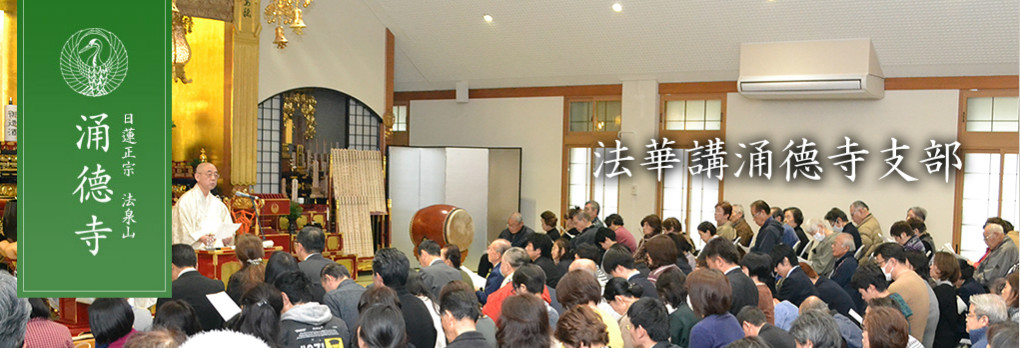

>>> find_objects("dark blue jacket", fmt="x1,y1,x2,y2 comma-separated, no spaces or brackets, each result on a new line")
477,262,505,304
751,219,783,254
777,267,818,306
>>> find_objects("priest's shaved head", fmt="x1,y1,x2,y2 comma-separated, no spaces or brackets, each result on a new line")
193,162,219,193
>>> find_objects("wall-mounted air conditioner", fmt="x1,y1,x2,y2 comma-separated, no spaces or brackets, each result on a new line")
738,39,885,100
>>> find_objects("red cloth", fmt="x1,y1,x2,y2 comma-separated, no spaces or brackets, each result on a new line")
614,226,638,253
105,329,136,348
976,248,991,267
24,318,73,348
481,281,551,325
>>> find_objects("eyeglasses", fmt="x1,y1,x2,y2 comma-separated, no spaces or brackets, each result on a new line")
201,171,220,178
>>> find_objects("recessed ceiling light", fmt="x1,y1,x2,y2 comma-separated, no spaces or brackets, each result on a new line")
612,3,623,12
483,14,493,23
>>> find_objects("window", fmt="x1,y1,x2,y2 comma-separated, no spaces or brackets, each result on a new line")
255,95,282,193
664,99,723,131
348,99,381,150
660,150,720,250
566,147,619,222
392,104,408,132
959,153,1019,261
954,90,1019,260
569,100,622,133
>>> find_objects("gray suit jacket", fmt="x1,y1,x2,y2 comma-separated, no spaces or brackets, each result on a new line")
299,253,340,302
323,278,367,335
421,259,462,298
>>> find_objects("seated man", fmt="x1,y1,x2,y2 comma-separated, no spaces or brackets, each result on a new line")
498,212,536,248
602,244,658,299
789,310,843,348
477,239,510,304
295,226,336,302
702,238,759,315
321,262,365,335
737,306,795,348
373,248,437,348
975,222,1018,289
275,271,351,348
157,244,225,331
511,264,560,328
171,162,234,249
440,288,491,348
418,239,462,298
482,248,551,324
800,296,862,348
850,262,914,323
770,244,818,306
626,298,677,348
527,233,563,288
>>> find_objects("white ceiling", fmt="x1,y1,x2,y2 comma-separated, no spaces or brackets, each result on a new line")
360,0,1020,92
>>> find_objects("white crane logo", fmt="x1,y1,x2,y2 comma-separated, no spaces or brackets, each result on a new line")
60,28,129,97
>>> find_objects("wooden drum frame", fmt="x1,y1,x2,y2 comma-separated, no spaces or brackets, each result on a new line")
409,204,474,262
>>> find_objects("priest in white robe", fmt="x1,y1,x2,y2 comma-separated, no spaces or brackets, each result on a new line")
172,162,234,248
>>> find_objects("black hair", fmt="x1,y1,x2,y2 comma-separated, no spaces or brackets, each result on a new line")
697,221,717,236
274,271,314,304
701,237,740,265
727,337,771,348
889,221,913,238
740,252,775,294
627,298,670,342
576,243,603,265
768,244,797,270
28,298,51,319
228,283,282,346
405,271,434,302
655,267,687,308
321,262,351,280
418,238,441,257
783,207,804,226
605,214,624,227
904,250,931,282
960,258,976,280
296,226,325,253
171,244,197,268
439,289,481,322
373,248,411,288
824,208,849,223
528,233,554,258
603,277,643,302
442,244,463,268
594,227,617,246
771,209,784,221
153,300,201,336
736,305,768,326
264,251,299,285
850,261,889,292
88,298,135,346
357,304,407,348
358,286,402,314
602,244,636,274
512,264,547,294
873,242,906,263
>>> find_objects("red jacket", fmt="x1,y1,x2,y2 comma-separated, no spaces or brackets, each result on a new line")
481,281,551,325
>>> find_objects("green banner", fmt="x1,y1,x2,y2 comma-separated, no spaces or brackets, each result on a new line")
18,1,171,297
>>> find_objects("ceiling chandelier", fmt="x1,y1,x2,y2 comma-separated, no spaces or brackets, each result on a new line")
265,0,311,49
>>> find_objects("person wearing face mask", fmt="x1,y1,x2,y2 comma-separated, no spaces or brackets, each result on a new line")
824,208,862,256
803,218,838,278
872,243,931,348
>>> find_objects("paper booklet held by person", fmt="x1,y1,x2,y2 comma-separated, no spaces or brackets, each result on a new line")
190,222,242,242
206,291,242,321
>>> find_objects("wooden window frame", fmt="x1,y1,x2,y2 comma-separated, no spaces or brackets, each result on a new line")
561,96,623,222
390,101,409,146
952,89,1019,252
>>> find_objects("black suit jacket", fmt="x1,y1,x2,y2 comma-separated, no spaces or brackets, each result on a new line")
814,276,854,316
395,286,438,348
777,267,817,306
759,323,797,348
534,256,563,288
726,267,760,315
843,223,862,252
157,270,226,331
299,253,336,302
628,272,659,300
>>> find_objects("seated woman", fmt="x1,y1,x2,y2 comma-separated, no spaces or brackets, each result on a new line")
497,294,550,348
930,252,966,348
89,298,136,348
358,304,408,348
604,277,643,348
227,283,283,347
152,300,201,337
227,234,267,304
555,305,609,348
558,270,624,348
24,298,73,348
686,269,743,348
645,234,680,283
862,306,911,348
264,250,299,285
656,267,699,347
1000,272,1018,321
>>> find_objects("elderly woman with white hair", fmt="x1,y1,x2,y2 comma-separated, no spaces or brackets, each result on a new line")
967,294,1009,348
804,218,839,277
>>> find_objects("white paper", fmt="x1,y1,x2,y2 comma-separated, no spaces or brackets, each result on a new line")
463,266,487,289
190,222,241,242
848,308,863,323
206,291,242,321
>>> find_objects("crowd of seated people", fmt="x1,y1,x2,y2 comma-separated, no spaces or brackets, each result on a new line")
1,201,1019,348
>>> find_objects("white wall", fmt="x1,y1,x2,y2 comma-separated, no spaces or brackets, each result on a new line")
258,0,387,114
410,97,564,231
724,90,960,248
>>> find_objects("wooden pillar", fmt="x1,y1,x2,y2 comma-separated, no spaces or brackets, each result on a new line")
230,0,260,189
